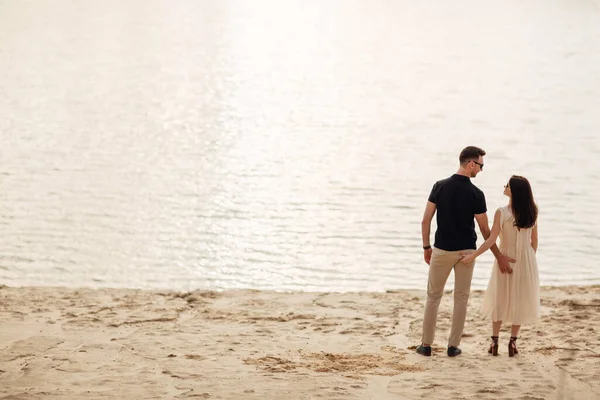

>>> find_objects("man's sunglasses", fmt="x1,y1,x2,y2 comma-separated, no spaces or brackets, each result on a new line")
472,161,484,170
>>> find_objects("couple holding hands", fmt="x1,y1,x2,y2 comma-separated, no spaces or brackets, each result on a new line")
417,146,539,358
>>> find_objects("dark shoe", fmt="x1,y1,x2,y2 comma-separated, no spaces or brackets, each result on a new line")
508,336,518,357
416,344,432,357
488,336,499,356
447,346,462,357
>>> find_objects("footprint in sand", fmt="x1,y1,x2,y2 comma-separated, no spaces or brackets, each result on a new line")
0,336,64,362
386,354,597,400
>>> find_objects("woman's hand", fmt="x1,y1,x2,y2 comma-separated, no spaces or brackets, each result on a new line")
460,253,476,264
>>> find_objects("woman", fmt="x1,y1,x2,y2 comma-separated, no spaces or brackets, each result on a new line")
461,175,539,357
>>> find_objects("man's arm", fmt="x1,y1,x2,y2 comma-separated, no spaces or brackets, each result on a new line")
421,201,436,265
474,212,515,274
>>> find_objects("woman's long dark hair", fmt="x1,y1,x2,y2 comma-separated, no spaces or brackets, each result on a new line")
509,175,538,229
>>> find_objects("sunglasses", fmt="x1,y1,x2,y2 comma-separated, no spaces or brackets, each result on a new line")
472,161,484,170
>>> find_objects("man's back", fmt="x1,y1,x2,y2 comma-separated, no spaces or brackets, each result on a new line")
429,174,487,251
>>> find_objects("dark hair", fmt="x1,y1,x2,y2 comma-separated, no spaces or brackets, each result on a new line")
509,175,538,229
459,146,486,164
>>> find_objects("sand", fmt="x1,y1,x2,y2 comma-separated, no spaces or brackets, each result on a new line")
1,284,599,399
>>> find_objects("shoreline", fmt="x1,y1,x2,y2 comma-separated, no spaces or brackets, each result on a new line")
3,282,600,293
2,285,600,399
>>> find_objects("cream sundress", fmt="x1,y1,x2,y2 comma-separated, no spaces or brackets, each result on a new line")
481,206,540,324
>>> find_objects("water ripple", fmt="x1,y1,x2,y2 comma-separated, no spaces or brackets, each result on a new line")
1,0,599,291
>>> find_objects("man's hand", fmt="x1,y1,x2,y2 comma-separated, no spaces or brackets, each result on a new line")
497,254,515,274
424,248,433,265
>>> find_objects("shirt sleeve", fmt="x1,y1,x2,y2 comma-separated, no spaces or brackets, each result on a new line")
474,190,487,214
427,183,438,204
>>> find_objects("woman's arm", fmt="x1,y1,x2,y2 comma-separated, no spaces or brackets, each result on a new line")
461,208,502,263
531,224,538,252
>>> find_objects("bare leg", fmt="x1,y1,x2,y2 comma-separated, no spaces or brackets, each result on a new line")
492,321,502,336
509,325,521,356
511,325,521,337
488,321,502,355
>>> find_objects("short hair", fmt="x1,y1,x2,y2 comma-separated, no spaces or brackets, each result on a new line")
459,146,486,165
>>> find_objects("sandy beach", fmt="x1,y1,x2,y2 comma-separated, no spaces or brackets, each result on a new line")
1,285,599,399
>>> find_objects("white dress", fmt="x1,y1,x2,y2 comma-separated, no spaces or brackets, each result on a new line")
481,206,540,325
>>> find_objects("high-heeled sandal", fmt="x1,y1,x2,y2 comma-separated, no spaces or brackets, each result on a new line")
508,336,518,357
488,336,499,356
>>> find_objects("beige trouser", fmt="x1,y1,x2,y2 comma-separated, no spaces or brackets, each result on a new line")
421,247,475,347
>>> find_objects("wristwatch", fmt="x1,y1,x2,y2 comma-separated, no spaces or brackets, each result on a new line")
423,245,432,250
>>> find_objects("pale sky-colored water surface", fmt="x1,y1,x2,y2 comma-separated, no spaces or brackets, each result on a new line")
1,0,599,291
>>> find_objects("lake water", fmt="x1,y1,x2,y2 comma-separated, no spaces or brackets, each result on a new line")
1,0,599,292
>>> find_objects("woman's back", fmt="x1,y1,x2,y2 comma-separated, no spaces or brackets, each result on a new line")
498,206,534,262
481,175,541,346
482,205,540,325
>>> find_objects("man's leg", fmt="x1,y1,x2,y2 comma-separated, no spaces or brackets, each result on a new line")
421,248,454,345
448,255,475,347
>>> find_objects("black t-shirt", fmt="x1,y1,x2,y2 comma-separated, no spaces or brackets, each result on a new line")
428,174,487,251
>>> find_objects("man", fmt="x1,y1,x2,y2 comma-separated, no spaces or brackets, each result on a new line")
417,146,514,357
